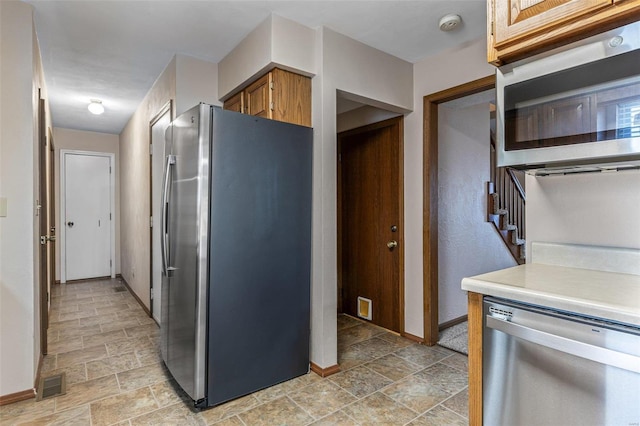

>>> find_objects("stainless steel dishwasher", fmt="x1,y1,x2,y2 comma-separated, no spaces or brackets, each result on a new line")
483,297,640,426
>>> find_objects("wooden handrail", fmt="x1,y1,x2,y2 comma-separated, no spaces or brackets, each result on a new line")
506,168,525,202
490,132,526,243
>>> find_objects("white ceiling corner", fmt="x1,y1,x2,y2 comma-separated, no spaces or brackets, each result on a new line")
26,0,486,134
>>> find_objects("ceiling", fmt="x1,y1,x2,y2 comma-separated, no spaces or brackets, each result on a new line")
26,0,487,134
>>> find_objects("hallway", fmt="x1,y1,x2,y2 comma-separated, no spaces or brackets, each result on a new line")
0,279,468,425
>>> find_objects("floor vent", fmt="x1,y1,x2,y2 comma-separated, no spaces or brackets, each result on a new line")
36,373,66,401
113,286,126,293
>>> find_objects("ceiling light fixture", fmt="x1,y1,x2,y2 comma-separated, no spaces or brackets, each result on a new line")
439,14,462,32
88,99,105,115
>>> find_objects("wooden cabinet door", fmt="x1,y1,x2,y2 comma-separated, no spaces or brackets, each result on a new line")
542,94,595,145
271,69,312,127
494,0,611,46
223,91,244,114
245,73,272,119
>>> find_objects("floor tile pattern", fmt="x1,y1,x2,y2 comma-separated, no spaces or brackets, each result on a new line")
0,278,468,425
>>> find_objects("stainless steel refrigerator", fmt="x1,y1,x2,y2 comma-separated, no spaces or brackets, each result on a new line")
160,104,312,408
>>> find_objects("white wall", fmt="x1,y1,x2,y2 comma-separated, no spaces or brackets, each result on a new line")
0,0,50,396
405,38,495,337
176,54,221,116
218,14,316,99
526,171,640,253
438,102,516,322
53,128,121,280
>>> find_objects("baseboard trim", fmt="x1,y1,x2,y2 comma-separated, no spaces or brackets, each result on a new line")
0,388,35,406
62,275,113,284
438,315,468,331
310,362,340,378
118,276,152,317
402,332,424,344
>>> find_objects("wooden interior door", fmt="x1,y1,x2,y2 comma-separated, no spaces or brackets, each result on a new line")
338,117,403,332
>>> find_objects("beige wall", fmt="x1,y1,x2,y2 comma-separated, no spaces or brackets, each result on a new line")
526,171,640,253
119,55,219,310
438,102,515,322
53,128,121,280
218,15,316,100
119,56,176,309
336,106,401,133
310,27,414,368
0,0,52,396
404,38,495,337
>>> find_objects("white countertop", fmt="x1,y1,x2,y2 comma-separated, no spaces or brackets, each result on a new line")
461,263,640,326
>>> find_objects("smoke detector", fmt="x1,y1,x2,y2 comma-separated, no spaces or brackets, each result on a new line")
439,14,461,32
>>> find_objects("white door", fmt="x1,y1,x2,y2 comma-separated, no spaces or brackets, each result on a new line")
151,107,171,323
63,153,112,281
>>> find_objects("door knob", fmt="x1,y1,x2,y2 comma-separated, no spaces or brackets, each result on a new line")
67,221,74,228
387,240,398,249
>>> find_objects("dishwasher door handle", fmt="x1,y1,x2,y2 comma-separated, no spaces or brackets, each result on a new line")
486,315,640,374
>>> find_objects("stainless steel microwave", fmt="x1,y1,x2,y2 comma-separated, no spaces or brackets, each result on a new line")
496,21,640,174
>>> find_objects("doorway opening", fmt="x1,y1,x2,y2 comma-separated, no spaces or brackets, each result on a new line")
422,75,496,345
337,116,405,335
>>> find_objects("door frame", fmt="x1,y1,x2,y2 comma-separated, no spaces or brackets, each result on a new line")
59,150,116,283
149,100,173,322
422,75,495,345
49,128,56,292
37,94,48,355
337,115,405,335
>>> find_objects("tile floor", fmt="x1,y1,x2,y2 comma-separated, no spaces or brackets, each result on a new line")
0,278,468,425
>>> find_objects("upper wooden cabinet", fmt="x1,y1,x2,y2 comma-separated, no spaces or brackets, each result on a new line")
488,0,640,65
224,91,244,114
223,68,312,127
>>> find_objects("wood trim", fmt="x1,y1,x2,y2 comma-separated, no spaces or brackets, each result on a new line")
401,332,424,344
489,2,640,65
438,314,468,332
149,100,173,320
38,94,48,356
63,276,112,284
468,291,484,426
423,75,496,346
0,389,35,406
119,276,152,317
310,362,340,378
397,117,406,337
34,353,43,397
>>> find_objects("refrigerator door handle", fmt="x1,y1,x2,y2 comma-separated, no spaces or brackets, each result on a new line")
161,154,176,277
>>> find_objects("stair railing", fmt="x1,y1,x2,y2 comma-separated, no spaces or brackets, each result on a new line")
489,132,526,262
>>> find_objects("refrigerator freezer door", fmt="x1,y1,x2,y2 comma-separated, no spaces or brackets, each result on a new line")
162,104,211,403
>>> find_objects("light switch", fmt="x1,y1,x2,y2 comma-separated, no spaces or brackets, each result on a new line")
0,197,6,217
